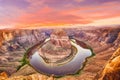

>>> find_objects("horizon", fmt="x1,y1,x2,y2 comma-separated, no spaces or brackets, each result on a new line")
0,24,120,30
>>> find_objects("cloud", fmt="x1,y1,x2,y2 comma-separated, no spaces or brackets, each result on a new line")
74,0,84,2
0,6,26,25
0,0,120,29
8,2,120,27
87,17,120,26
15,5,93,26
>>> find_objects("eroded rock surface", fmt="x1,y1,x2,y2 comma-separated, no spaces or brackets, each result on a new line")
96,48,120,80
39,29,72,63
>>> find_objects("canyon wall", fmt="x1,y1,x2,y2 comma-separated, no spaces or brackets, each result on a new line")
0,26,119,80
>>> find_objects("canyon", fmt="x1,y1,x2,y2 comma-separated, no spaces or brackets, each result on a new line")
0,26,120,80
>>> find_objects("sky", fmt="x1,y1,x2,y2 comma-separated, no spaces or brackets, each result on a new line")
0,0,120,29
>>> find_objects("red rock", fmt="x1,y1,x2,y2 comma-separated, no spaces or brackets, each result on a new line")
39,29,72,63
50,29,71,48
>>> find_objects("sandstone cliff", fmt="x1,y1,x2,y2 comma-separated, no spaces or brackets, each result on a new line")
96,47,120,80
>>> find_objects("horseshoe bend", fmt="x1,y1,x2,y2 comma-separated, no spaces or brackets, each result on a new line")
0,26,120,80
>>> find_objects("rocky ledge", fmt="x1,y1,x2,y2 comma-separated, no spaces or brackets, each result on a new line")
0,73,54,80
96,47,120,80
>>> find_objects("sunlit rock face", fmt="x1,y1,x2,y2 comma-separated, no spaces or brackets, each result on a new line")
0,30,14,47
39,29,72,63
97,48,120,80
50,29,71,48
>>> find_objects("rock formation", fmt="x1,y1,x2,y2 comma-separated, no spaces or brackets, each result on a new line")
0,65,54,80
50,29,71,48
0,26,119,79
39,29,72,63
96,47,120,80
0,73,54,80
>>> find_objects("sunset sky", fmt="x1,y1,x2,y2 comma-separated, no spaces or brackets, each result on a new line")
0,0,120,29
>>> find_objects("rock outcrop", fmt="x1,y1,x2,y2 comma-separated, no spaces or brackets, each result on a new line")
0,73,54,80
0,65,54,80
50,29,71,48
96,47,120,80
39,29,72,63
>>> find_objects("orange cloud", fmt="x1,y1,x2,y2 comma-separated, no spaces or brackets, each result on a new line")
0,0,120,29
16,6,92,26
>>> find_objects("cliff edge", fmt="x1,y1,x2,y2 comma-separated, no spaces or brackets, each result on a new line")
97,47,120,80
